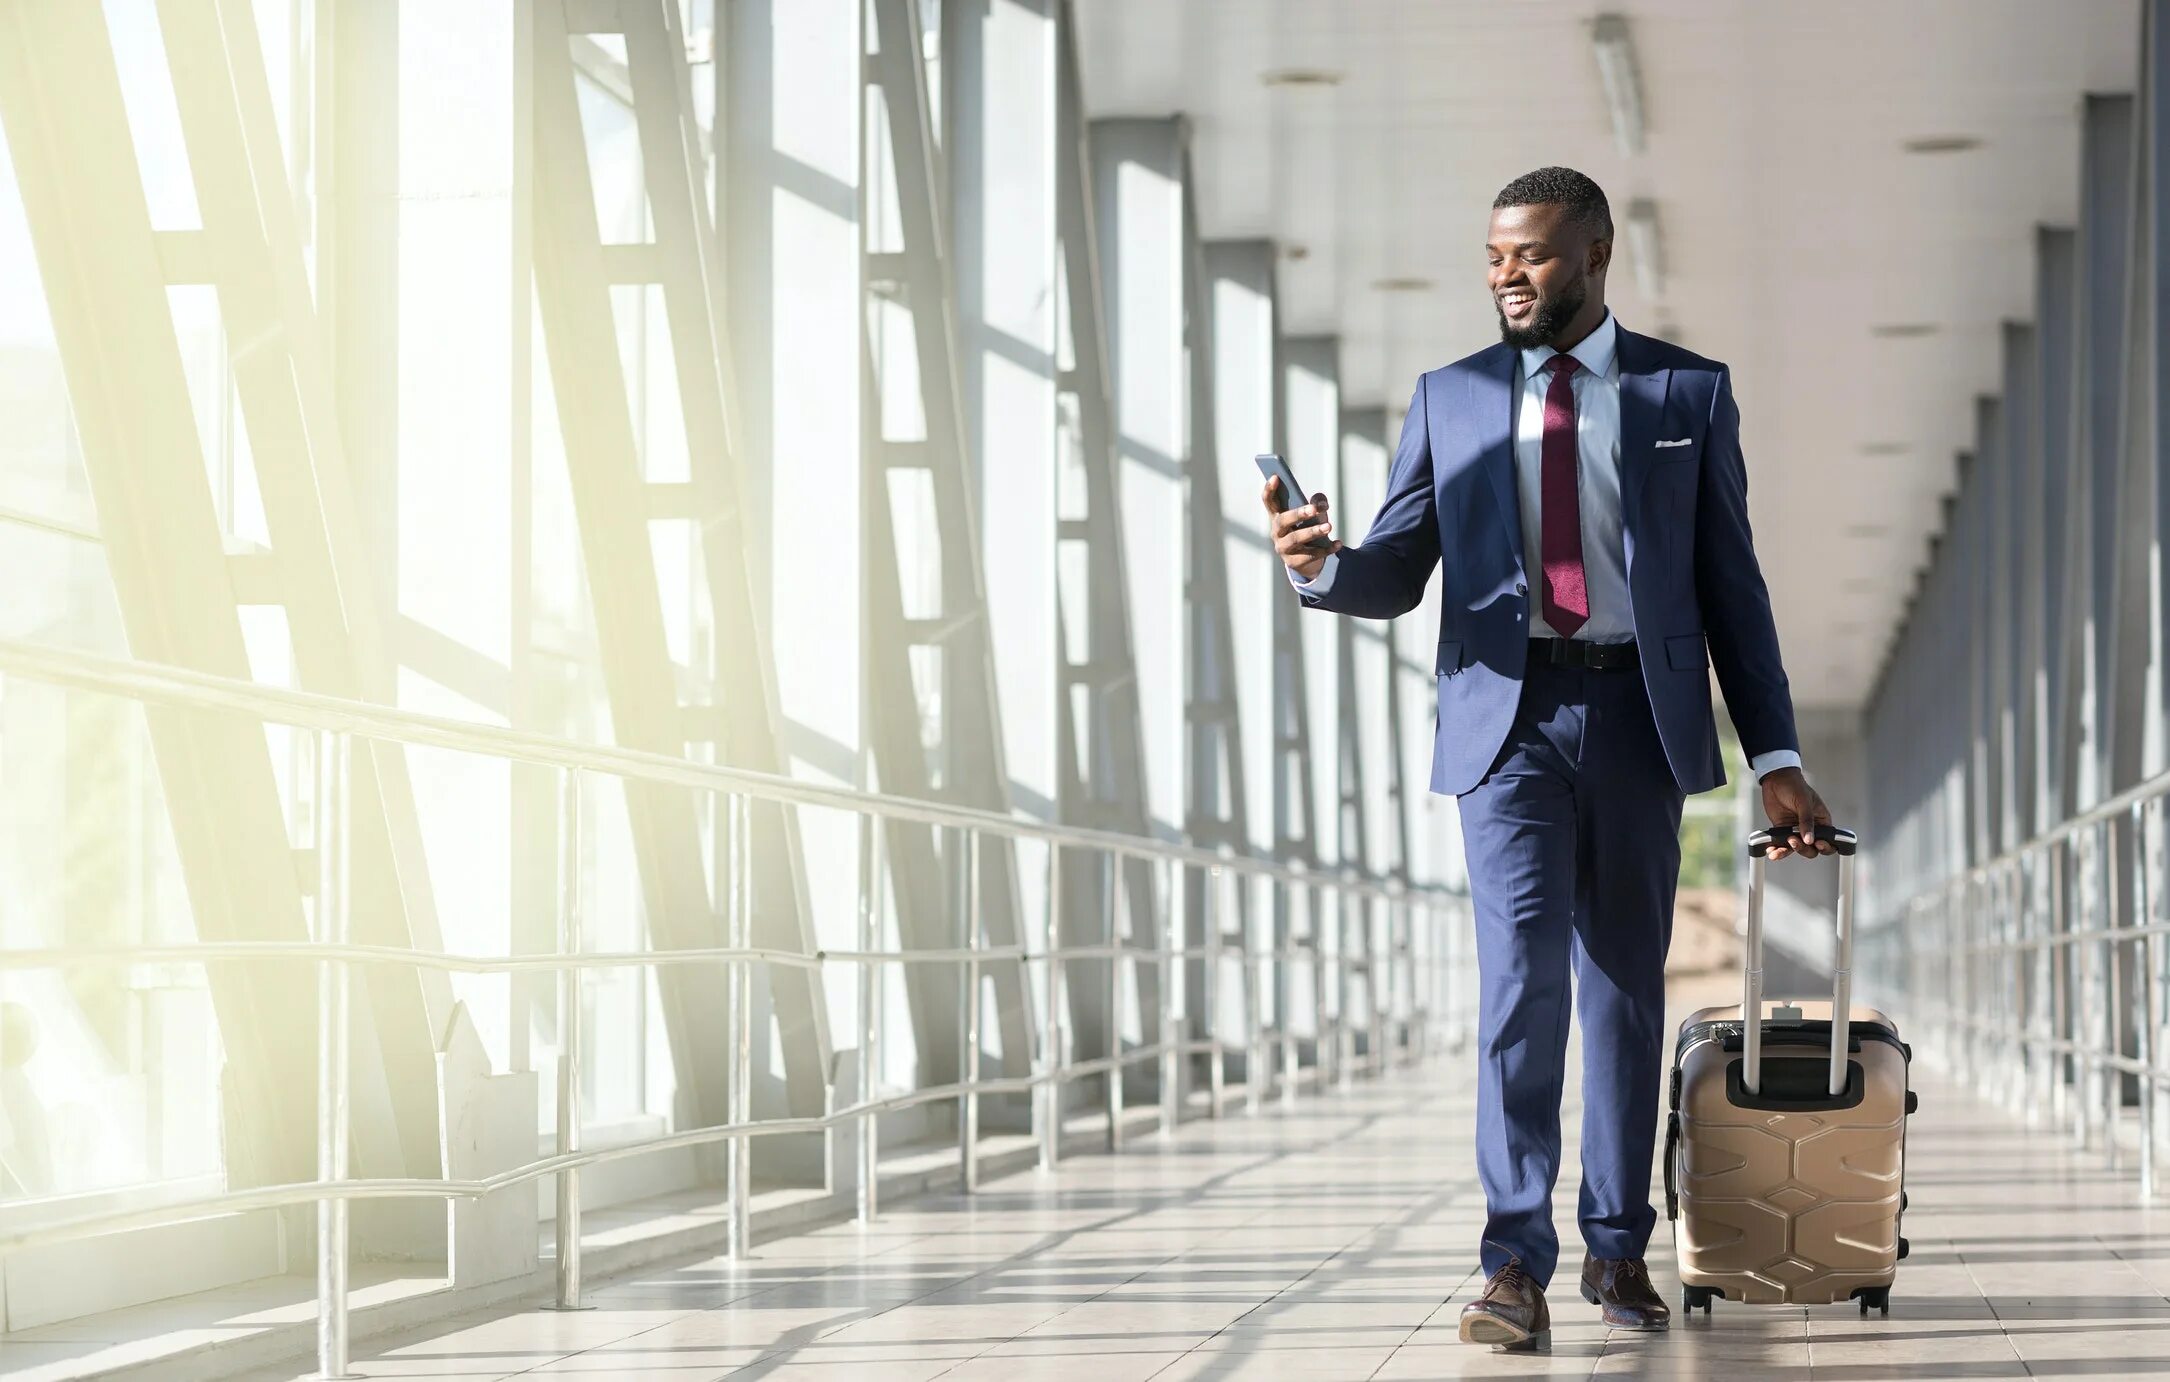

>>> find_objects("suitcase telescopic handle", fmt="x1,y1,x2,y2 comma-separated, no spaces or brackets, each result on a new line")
1742,823,1860,1097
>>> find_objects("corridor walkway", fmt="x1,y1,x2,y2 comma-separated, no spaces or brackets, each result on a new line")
226,1016,2170,1381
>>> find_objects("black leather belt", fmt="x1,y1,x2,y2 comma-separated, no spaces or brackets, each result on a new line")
1529,638,1639,670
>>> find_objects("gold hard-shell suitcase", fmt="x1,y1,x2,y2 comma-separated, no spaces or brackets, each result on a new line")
1664,825,1915,1316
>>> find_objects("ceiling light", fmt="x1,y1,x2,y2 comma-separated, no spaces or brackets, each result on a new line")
1370,276,1434,293
1623,198,1663,299
1262,68,1343,88
1590,15,1646,156
1870,323,1939,339
1902,135,1982,154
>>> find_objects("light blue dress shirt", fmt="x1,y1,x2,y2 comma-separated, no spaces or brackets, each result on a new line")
1291,312,1802,782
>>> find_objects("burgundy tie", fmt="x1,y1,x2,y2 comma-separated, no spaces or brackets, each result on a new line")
1539,355,1589,638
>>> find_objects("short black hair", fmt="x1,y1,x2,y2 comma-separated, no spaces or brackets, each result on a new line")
1492,166,1612,239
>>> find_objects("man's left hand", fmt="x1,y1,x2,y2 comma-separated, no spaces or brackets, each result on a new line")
1760,767,1834,861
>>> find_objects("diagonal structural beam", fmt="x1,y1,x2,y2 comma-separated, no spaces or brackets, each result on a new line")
531,0,742,1130
862,0,1033,1083
156,0,453,1185
1050,6,1164,1070
618,0,831,1118
0,0,438,1188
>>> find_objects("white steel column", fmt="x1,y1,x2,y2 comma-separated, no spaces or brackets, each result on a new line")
948,0,1058,956
1341,403,1394,885
1092,118,1187,848
1286,336,1343,873
947,0,1058,1127
1205,240,1282,862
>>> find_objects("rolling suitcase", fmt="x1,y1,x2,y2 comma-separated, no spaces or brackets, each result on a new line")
1663,823,1915,1316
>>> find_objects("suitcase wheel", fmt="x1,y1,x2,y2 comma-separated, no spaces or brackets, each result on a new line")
1855,1286,1892,1317
1681,1284,1717,1314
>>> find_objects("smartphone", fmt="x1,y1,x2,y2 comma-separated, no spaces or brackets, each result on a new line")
1255,452,1333,553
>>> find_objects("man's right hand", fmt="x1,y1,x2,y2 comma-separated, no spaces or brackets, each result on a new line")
1264,477,1341,582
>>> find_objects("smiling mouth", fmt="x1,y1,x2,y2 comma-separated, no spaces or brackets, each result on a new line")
1498,290,1536,318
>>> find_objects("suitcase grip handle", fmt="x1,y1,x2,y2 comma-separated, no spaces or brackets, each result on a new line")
1743,823,1859,1098
1746,822,1857,857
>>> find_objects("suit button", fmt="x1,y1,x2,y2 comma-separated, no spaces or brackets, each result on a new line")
1515,581,1528,596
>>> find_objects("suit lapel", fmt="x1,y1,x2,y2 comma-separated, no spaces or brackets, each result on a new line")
1464,344,1524,577
1615,326,1671,565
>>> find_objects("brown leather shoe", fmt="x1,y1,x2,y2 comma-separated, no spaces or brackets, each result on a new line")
1580,1255,1669,1330
1458,1254,1550,1351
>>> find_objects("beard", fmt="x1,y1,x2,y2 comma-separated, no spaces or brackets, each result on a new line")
1495,272,1588,350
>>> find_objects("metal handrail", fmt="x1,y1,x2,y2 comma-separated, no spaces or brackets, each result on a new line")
0,1028,1217,1256
0,635,1443,902
0,633,1469,1371
1868,777,2168,1205
1874,761,2170,921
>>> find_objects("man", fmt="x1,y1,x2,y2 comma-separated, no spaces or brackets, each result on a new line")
1266,166,1834,1350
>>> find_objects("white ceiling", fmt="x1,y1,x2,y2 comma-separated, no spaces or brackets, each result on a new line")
1076,0,2138,710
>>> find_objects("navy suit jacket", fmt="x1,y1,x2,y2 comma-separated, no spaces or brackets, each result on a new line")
1297,327,1799,797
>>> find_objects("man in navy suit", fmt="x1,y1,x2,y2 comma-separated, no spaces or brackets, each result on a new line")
1267,167,1834,1350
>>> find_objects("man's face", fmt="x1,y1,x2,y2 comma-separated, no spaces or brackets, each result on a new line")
1486,202,1609,349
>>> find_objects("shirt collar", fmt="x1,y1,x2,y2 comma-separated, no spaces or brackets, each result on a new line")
1519,309,1618,382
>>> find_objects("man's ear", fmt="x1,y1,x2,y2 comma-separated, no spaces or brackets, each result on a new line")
1588,236,1613,276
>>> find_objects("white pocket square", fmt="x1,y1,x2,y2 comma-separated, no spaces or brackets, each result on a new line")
1654,437,1693,448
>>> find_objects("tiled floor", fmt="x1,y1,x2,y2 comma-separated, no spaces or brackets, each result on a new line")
222,1010,2170,1381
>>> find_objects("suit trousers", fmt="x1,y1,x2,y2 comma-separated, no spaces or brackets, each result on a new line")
1456,646,1686,1287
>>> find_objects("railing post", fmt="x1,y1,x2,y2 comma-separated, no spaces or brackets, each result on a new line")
315,731,358,1380
1244,873,1265,1115
1161,857,1180,1136
961,828,981,1192
2054,840,2074,1136
1379,895,1396,1071
859,811,884,1221
2136,800,2157,1199
1313,883,1334,1094
727,793,753,1256
2105,818,2124,1170
1336,886,1355,1091
550,768,590,1311
1366,892,1384,1078
2074,840,2088,1141
1402,897,1421,1061
1280,881,1298,1106
1205,864,1225,1119
1415,898,1432,1058
2027,853,2048,1124
1040,845,1062,1170
1106,851,1124,1151
1998,866,2016,1109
